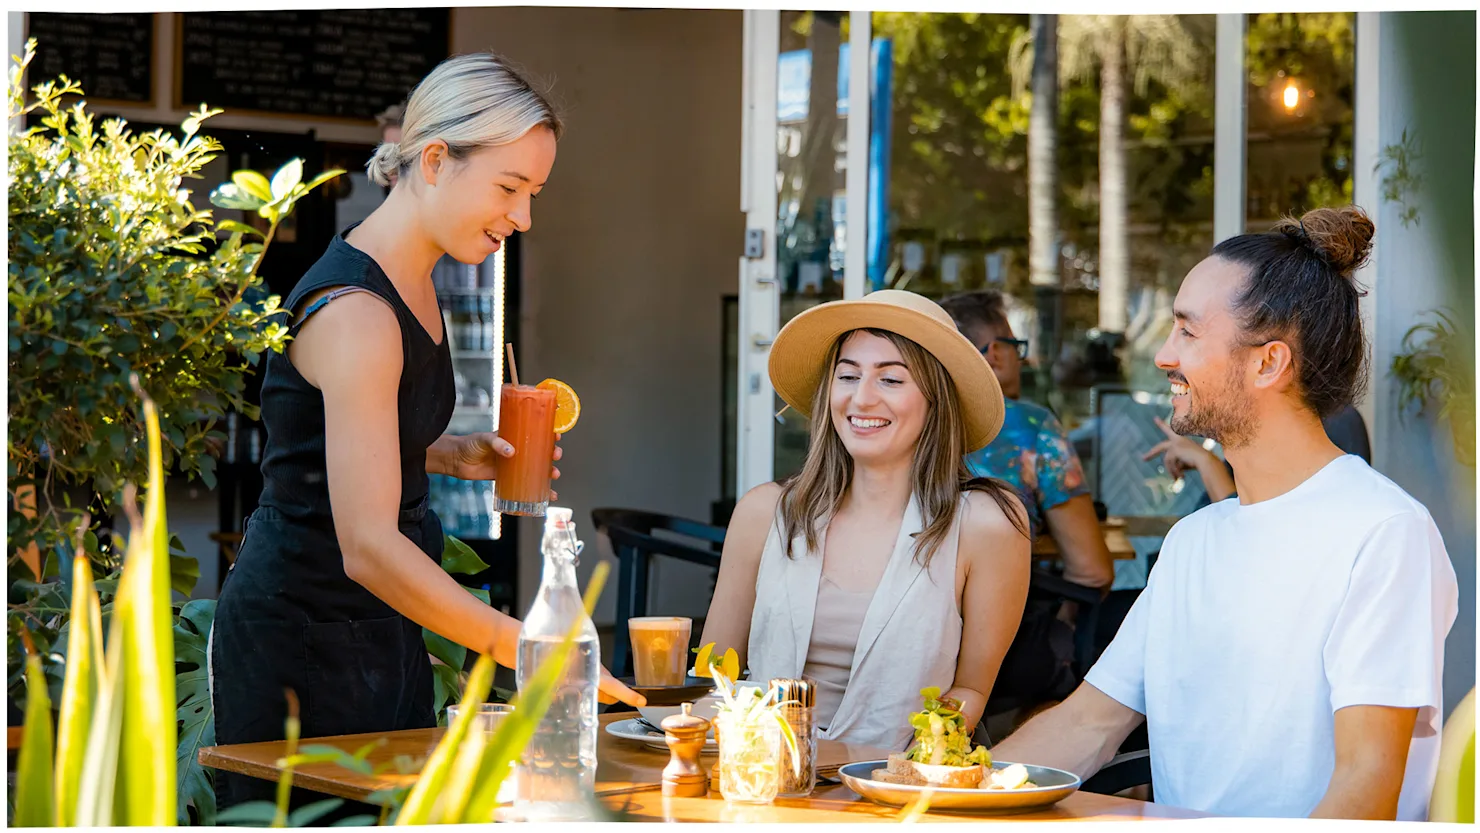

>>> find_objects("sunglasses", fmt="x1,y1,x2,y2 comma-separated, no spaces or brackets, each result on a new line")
981,337,1030,360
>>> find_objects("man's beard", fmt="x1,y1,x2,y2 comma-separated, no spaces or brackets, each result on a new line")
1169,364,1256,449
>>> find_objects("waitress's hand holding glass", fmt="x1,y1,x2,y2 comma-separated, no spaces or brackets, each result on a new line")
443,378,582,512
445,430,562,503
436,380,644,705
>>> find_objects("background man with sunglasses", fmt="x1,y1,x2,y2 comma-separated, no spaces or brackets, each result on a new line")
942,291,1115,712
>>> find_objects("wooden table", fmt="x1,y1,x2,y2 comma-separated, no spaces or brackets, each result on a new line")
604,783,1202,823
200,713,883,801
1032,518,1137,560
200,712,1204,822
1115,515,1181,538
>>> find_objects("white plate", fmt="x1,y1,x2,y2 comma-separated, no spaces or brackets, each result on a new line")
838,760,1081,814
605,717,718,753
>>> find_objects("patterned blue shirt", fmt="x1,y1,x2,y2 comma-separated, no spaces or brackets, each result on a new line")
965,399,1090,539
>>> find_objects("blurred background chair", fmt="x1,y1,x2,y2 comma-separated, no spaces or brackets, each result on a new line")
591,508,724,677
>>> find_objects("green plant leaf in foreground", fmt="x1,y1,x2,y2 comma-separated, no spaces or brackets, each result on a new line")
55,554,104,826
394,560,612,825
460,560,612,824
15,631,57,827
114,384,178,825
393,645,497,825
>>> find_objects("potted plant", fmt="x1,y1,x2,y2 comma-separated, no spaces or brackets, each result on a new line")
1391,308,1475,467
6,38,342,824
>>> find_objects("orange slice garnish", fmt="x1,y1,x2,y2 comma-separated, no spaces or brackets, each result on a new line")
719,647,740,682
536,378,581,434
693,642,715,678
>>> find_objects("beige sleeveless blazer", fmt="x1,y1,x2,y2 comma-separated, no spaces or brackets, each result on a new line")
746,493,967,751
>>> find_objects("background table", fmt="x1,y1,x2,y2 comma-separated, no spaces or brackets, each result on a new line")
1032,517,1139,560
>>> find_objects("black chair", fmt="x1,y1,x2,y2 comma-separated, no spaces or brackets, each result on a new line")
984,567,1105,719
1081,749,1153,798
590,508,726,677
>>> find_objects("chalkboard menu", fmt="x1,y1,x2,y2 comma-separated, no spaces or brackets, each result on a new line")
178,9,451,122
27,13,156,104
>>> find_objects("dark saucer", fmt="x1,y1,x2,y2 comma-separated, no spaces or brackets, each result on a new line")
616,675,716,706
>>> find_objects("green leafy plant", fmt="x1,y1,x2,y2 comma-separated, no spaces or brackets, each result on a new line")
174,598,218,825
1392,308,1475,466
12,381,182,825
6,38,342,824
423,536,518,726
8,36,341,555
1377,127,1422,228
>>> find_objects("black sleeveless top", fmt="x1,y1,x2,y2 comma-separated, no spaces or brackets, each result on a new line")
256,227,456,525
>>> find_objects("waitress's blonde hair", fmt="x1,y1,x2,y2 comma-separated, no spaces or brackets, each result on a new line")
367,51,562,187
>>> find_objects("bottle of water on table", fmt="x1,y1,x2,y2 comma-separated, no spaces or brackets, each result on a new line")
513,507,600,821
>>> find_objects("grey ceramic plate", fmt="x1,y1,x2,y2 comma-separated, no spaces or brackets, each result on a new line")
837,760,1081,814
604,718,717,753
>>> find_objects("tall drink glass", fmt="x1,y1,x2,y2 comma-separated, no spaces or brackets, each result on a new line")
495,384,557,516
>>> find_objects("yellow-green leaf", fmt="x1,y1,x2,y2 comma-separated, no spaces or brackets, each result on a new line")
270,158,303,201
303,168,347,193
232,170,273,203
74,611,124,826
55,554,105,826
115,389,178,825
432,714,489,822
394,653,496,824
216,219,264,238
459,561,611,823
210,182,265,211
15,636,57,827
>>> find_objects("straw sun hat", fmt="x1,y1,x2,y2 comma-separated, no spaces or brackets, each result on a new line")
767,289,1006,452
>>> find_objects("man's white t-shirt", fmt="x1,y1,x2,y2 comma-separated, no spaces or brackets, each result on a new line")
1085,455,1458,819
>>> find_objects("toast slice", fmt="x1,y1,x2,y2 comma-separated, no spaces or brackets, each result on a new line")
869,753,984,788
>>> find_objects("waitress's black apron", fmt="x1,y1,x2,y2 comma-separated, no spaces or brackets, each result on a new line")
210,228,455,814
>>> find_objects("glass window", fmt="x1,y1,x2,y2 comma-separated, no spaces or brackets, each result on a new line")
1245,13,1357,229
868,13,1218,432
773,10,851,479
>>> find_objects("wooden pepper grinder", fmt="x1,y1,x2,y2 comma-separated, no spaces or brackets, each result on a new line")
661,702,711,797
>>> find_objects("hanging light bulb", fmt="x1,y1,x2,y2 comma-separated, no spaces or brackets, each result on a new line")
1282,81,1301,111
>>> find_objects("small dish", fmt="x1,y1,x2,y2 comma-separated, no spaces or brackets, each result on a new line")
605,717,718,753
616,675,716,706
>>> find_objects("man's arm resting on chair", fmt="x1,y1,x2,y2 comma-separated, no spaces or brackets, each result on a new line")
989,682,1145,780
1309,705,1417,820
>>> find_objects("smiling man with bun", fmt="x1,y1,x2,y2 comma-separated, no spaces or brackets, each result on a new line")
989,205,1459,821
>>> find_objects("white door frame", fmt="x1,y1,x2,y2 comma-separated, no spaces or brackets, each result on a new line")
737,10,874,497
737,9,780,498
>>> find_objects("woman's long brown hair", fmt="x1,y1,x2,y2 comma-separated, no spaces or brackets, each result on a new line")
778,328,1028,568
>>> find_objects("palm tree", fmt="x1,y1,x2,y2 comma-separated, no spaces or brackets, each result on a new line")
1024,15,1059,290
1012,15,1202,334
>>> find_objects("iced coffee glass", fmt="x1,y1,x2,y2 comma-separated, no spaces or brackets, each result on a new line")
628,616,692,686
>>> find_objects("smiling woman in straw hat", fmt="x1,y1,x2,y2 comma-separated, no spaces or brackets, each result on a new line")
700,290,1031,751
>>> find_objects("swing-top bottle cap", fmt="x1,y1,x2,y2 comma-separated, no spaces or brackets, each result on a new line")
545,506,574,529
